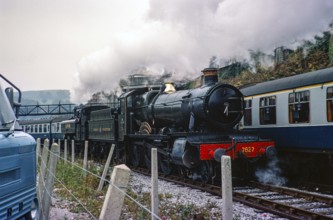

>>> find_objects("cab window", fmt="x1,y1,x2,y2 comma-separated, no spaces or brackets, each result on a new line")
244,99,252,126
327,87,333,122
289,91,310,123
259,96,276,125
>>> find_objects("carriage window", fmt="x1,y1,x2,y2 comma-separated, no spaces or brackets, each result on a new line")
259,96,276,125
289,90,310,123
43,124,47,132
327,87,333,122
244,99,252,126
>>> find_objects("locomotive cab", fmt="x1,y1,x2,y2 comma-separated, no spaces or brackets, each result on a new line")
118,87,159,140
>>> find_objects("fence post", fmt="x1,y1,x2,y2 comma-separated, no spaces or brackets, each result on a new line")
151,148,159,220
98,144,115,192
38,139,50,203
36,138,41,165
83,140,88,176
41,143,60,220
99,164,131,220
71,139,75,164
64,139,68,163
221,155,233,220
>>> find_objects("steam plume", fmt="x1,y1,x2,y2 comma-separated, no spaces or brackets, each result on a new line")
255,158,287,186
72,0,333,103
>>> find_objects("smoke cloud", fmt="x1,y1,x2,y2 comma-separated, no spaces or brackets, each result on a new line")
72,0,333,103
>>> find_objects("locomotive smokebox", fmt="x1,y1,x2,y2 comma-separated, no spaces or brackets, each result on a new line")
202,67,218,85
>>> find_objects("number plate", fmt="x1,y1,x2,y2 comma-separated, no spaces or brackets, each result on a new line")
241,146,254,153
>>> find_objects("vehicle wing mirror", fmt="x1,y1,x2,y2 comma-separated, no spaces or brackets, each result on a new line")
5,87,14,108
5,87,21,109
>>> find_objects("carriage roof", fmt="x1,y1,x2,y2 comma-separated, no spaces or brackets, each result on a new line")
241,67,333,96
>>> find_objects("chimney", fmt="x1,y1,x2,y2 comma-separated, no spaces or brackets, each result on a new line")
202,67,219,85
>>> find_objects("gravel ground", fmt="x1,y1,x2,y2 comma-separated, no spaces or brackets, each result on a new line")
125,173,288,220
49,172,288,220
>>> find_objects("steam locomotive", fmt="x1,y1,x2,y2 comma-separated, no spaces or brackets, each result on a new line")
61,68,275,183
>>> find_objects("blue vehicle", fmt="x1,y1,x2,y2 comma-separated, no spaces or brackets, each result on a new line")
0,74,38,219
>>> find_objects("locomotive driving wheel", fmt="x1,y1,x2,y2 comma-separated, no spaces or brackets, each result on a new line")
144,147,151,170
159,153,173,175
177,167,192,179
131,144,143,167
196,161,214,184
139,122,152,170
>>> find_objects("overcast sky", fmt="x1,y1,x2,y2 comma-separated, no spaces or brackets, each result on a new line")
1,0,333,103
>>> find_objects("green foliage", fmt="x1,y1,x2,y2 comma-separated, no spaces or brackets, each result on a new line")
224,26,333,88
55,160,105,217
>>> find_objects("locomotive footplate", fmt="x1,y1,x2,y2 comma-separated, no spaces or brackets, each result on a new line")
127,132,275,163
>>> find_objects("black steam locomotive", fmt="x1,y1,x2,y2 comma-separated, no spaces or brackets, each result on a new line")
64,68,275,183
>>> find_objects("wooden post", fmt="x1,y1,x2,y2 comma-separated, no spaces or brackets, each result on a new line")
41,143,60,220
36,138,41,165
99,164,131,220
98,144,115,192
151,148,159,220
71,140,75,164
64,139,68,163
57,138,61,151
221,155,233,220
83,140,88,176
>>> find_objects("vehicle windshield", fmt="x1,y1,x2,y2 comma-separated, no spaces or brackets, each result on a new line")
0,83,17,130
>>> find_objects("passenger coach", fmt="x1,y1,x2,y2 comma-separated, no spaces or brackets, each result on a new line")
20,116,67,141
240,67,333,155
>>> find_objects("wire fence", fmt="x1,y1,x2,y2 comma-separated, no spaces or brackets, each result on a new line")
37,138,162,220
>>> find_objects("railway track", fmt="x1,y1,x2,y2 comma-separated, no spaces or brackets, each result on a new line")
133,167,333,220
